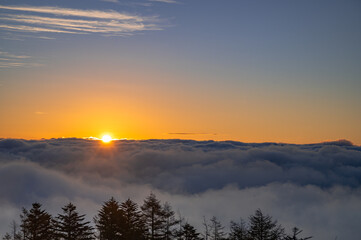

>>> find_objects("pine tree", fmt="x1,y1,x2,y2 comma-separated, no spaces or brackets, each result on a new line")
162,202,179,240
54,202,94,240
208,216,226,240
248,209,284,240
120,198,146,240
141,193,165,240
178,223,201,240
229,219,248,240
94,197,124,240
20,203,54,240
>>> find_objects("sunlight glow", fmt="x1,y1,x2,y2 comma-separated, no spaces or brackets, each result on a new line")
101,134,112,143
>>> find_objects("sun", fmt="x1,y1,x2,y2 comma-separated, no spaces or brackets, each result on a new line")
101,135,112,143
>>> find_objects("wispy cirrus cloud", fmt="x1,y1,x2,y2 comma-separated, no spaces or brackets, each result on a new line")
149,0,178,3
0,51,30,59
35,111,47,115
0,5,162,36
101,0,120,3
168,132,217,136
0,50,41,69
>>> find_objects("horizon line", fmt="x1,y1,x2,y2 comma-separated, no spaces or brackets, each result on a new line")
0,137,356,146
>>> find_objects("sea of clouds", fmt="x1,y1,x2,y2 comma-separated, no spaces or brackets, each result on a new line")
0,138,360,239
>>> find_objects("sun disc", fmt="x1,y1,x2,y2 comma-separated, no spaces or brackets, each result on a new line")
101,135,112,143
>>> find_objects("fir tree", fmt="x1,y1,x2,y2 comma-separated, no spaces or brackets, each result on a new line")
209,216,226,240
94,197,124,240
179,223,201,240
20,203,54,240
162,202,179,240
141,193,165,240
248,209,284,240
120,198,146,240
229,219,248,240
54,202,94,240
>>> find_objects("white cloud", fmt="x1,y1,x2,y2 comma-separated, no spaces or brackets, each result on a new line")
0,5,162,36
150,0,178,3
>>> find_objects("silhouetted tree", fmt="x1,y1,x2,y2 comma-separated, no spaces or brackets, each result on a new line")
2,234,12,240
20,203,54,240
2,221,22,240
229,219,248,240
120,198,146,240
285,227,312,240
94,197,124,240
174,210,185,240
54,202,94,240
2,198,315,240
141,193,165,240
162,202,179,240
248,209,284,240
178,223,201,240
201,217,210,240
209,216,226,240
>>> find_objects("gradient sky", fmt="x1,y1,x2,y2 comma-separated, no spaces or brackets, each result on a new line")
0,0,360,144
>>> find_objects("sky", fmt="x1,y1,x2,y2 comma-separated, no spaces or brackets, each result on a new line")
0,0,360,144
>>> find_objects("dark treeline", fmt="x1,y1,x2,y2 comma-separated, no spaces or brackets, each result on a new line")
2,193,312,240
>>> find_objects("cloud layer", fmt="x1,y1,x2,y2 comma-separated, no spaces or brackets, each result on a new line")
0,139,360,239
0,5,161,36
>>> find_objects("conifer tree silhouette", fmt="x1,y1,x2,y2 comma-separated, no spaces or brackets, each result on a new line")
120,198,146,240
229,219,248,240
285,227,312,240
54,202,94,240
20,203,54,240
2,198,314,240
248,209,285,240
162,202,179,240
2,233,12,240
2,221,22,240
94,197,124,240
178,223,201,240
141,193,165,240
208,216,226,240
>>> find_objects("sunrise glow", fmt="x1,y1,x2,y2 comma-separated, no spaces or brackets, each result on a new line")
101,135,112,143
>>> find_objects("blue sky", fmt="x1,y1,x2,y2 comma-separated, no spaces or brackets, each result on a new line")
0,0,360,143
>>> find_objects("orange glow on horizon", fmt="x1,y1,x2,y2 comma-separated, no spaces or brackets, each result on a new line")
101,135,112,143
0,70,360,145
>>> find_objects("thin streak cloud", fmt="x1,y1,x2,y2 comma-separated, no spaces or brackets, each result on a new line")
0,51,30,59
0,5,162,36
0,5,142,21
150,0,178,3
0,50,41,69
168,133,217,135
101,0,120,3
